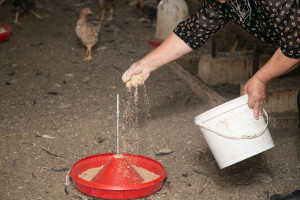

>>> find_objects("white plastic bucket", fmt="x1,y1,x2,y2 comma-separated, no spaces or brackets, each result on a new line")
155,0,189,40
194,95,274,169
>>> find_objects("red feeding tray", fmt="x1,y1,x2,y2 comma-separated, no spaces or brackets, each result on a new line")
70,153,167,199
0,24,11,43
147,40,161,47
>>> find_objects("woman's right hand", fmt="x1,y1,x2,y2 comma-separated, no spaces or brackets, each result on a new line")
121,33,194,88
122,62,150,88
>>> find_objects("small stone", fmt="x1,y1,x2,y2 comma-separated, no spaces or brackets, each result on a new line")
81,77,90,83
7,72,15,76
155,148,173,156
57,103,71,109
64,73,73,77
96,46,108,51
185,182,192,186
253,173,273,183
41,135,55,139
35,72,43,76
47,92,57,95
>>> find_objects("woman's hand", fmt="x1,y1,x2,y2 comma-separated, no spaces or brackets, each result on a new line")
121,32,193,88
243,48,299,120
122,62,150,88
243,76,266,120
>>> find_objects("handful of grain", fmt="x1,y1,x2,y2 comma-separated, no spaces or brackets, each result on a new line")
122,71,147,88
126,74,144,88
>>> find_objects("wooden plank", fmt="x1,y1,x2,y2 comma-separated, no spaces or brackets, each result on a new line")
169,61,227,107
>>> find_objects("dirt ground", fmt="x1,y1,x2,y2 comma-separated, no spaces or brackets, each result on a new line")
0,0,299,200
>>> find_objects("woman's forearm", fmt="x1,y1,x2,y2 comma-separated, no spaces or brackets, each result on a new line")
254,48,300,84
137,32,193,73
122,32,193,86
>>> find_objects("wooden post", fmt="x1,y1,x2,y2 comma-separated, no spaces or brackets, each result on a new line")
211,36,216,58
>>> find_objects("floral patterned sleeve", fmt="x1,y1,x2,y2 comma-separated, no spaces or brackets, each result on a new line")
173,0,228,50
275,0,300,59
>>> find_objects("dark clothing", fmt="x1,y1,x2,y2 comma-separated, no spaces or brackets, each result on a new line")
270,189,300,199
173,0,300,59
298,89,300,127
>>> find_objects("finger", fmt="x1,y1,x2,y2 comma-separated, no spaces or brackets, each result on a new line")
259,102,263,116
253,101,261,120
122,70,128,83
259,108,263,116
247,97,255,109
126,70,133,81
126,81,132,88
126,63,137,81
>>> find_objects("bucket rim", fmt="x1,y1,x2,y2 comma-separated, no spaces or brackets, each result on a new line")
194,95,248,126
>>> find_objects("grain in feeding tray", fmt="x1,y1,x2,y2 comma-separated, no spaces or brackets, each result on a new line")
70,94,166,199
78,154,160,184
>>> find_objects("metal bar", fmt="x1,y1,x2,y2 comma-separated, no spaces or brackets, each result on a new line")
117,94,119,155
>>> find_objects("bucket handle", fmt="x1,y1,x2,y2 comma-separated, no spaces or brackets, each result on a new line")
198,108,269,140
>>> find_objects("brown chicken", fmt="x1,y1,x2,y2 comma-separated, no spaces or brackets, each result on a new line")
76,7,102,61
98,0,114,21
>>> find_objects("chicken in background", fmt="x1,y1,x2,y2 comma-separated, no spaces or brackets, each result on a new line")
5,0,44,24
0,0,8,7
0,0,8,21
136,0,158,22
128,0,136,6
76,7,103,61
0,0,8,30
98,0,114,21
191,0,199,4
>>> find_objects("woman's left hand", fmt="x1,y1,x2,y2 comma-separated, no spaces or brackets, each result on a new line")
243,75,266,120
243,48,299,120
